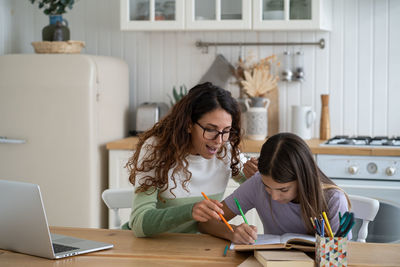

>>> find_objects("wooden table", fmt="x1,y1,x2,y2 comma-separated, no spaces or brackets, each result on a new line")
1,227,400,266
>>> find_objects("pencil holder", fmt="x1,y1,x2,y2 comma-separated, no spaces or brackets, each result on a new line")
315,235,348,267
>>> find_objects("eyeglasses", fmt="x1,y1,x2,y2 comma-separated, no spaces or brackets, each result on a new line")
195,122,235,142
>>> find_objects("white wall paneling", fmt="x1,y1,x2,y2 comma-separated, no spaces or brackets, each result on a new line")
343,0,358,136
372,0,389,136
0,0,12,55
387,0,400,135
357,0,373,135
1,0,399,136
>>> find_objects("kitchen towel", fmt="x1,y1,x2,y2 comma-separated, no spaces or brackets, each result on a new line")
199,54,234,88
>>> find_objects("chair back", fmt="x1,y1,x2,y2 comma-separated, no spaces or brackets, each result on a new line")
349,194,380,242
102,188,134,229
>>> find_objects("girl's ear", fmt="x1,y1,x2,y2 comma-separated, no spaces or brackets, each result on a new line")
187,123,193,133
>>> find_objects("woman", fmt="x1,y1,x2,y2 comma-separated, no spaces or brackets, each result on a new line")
199,132,351,244
126,82,255,237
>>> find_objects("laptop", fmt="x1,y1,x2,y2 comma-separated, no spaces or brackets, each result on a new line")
0,180,113,259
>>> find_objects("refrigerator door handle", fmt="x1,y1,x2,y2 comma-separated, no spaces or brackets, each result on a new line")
0,136,26,144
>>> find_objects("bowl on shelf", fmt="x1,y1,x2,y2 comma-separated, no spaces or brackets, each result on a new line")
31,41,85,54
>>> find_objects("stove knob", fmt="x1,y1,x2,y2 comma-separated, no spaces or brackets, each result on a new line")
367,162,378,174
386,167,396,176
348,166,359,175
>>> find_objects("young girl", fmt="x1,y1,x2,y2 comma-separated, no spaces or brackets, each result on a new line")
125,83,256,237
199,132,351,244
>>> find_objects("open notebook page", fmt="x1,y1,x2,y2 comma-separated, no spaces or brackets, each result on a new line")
230,233,315,250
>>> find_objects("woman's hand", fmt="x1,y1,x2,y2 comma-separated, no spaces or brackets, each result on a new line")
192,199,224,222
243,157,258,179
231,223,258,244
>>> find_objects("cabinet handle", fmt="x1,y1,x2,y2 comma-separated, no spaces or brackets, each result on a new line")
0,136,26,144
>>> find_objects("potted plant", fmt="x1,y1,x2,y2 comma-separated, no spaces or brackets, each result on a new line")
30,0,76,41
233,53,279,107
168,84,188,107
232,54,280,140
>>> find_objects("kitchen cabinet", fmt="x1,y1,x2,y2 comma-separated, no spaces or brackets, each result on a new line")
108,149,133,189
185,0,251,30
108,149,134,227
121,0,331,31
120,0,185,30
253,0,332,31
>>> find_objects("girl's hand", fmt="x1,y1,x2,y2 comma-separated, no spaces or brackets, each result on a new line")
231,223,258,244
192,199,224,222
243,157,258,179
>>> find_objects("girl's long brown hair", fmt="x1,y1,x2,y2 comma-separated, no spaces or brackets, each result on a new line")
258,132,348,234
126,82,242,201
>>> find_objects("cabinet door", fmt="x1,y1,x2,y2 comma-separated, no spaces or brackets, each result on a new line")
186,0,251,30
253,0,332,31
108,150,133,188
121,0,184,30
108,150,134,228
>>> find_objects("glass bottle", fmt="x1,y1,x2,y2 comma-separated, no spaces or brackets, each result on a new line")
281,51,293,82
294,51,304,82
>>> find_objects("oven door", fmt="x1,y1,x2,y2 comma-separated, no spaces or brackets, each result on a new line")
332,179,400,243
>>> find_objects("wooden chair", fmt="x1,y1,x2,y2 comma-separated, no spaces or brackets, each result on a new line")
349,194,380,242
102,188,134,229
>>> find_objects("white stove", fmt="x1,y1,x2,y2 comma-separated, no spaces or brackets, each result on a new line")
322,135,400,147
316,135,400,243
317,154,399,181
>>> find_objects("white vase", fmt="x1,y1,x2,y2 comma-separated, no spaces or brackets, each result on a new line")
244,98,270,140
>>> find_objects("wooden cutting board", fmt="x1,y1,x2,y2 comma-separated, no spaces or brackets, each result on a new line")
239,88,279,139
265,87,279,137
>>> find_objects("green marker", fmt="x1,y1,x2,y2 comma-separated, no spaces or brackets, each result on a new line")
234,198,249,225
234,198,256,242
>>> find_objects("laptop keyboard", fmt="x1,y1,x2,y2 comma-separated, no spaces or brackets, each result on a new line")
53,243,79,253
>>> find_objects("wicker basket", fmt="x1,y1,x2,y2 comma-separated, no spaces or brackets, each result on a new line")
31,41,85,54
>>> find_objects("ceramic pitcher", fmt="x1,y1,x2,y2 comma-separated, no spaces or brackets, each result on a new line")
244,98,270,140
291,105,316,140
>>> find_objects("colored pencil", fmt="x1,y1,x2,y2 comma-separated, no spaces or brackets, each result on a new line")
322,211,334,237
223,245,229,256
201,192,234,232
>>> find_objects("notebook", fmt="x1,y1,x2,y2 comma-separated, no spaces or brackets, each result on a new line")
0,179,113,259
230,233,316,252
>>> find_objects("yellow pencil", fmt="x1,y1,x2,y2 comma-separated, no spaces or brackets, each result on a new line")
201,192,234,232
322,211,334,237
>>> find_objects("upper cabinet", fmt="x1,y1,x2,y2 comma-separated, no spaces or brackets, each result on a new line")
120,0,331,31
185,0,251,30
120,0,185,30
253,0,332,31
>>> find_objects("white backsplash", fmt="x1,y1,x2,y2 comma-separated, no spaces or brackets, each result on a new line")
1,0,399,137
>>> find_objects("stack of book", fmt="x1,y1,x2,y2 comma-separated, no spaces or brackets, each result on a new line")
233,233,315,267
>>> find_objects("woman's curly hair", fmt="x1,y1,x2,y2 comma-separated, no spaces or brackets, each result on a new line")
126,82,242,201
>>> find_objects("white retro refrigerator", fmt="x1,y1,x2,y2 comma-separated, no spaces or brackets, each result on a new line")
0,54,129,228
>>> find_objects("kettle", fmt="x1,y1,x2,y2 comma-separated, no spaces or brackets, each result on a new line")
135,102,169,133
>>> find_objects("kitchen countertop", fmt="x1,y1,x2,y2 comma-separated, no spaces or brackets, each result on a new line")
106,137,400,156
